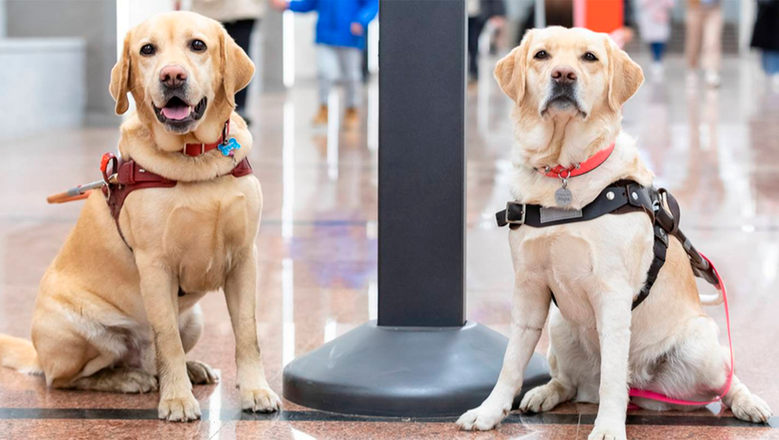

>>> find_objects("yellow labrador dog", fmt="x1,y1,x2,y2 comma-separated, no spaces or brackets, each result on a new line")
457,27,771,439
0,11,280,421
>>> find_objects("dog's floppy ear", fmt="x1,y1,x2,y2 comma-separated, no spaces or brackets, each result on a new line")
220,26,255,108
494,29,534,104
606,36,644,111
109,31,132,115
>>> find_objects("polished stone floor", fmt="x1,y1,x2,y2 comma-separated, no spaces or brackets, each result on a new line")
2,54,779,439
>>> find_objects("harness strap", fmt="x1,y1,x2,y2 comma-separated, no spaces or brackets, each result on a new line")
496,182,656,230
102,157,254,249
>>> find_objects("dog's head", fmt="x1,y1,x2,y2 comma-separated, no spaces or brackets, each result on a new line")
495,26,643,120
109,11,254,134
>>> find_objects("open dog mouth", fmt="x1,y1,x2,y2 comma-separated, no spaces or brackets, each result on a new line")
153,96,207,127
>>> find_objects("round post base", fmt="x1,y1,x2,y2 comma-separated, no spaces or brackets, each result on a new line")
282,320,550,417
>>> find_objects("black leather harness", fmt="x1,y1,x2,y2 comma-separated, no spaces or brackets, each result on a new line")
495,180,720,310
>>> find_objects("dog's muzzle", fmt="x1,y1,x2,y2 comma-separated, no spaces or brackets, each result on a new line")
540,83,587,118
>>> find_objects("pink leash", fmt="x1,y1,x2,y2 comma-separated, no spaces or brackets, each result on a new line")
628,253,734,407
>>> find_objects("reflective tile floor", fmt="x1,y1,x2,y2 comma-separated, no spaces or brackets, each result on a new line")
2,54,779,439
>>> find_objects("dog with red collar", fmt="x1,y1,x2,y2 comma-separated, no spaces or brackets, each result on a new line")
456,27,771,439
0,12,280,422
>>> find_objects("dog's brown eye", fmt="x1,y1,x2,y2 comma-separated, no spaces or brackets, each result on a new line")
534,50,549,60
140,44,155,56
583,52,598,62
190,39,207,52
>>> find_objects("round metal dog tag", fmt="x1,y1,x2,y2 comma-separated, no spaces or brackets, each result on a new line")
555,187,572,206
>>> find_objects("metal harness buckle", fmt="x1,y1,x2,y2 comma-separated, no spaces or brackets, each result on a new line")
505,201,526,225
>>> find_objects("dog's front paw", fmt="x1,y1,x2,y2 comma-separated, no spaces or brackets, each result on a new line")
588,423,626,440
456,404,508,431
158,393,201,422
241,387,282,413
186,360,219,385
731,393,773,423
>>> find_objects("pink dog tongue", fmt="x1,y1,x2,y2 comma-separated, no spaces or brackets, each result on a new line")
161,105,190,120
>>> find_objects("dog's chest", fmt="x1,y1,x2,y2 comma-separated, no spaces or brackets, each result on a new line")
127,176,261,292
510,214,653,329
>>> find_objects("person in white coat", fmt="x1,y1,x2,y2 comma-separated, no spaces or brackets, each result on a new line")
638,0,675,80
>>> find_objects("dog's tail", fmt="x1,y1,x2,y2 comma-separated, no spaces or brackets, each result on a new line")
0,335,42,375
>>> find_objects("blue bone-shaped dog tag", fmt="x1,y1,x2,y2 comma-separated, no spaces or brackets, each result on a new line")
217,138,241,157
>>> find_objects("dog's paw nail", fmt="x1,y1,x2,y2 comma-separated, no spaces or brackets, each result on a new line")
588,424,626,440
241,388,282,413
158,394,201,422
455,406,504,431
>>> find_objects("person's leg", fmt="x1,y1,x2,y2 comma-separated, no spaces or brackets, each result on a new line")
765,51,779,76
650,42,663,62
314,44,342,124
467,16,486,80
762,51,771,74
340,47,363,129
685,6,703,70
340,47,363,109
656,42,666,61
222,19,256,113
766,51,779,90
702,6,723,75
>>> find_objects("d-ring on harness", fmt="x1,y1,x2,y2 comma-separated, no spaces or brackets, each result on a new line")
495,182,734,407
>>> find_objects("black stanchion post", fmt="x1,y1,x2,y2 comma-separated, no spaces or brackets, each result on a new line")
282,0,549,417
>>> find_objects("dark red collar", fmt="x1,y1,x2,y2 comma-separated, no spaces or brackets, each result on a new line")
538,142,615,179
182,120,230,157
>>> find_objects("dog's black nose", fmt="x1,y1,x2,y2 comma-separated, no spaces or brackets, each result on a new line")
551,66,577,86
159,65,188,88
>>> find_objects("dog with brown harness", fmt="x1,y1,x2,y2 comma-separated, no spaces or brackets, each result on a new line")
0,11,280,422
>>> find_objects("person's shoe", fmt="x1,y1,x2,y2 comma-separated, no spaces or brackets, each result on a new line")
344,107,360,131
312,105,328,126
705,70,720,88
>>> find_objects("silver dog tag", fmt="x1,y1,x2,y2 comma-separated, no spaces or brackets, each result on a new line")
555,187,572,206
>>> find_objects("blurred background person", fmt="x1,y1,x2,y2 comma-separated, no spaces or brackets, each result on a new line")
685,0,723,88
751,0,779,92
189,0,265,124
272,0,378,129
467,0,506,84
638,0,675,80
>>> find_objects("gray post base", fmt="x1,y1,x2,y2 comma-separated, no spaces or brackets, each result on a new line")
282,320,550,417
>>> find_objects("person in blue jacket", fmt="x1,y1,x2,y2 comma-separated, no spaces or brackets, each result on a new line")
272,0,378,128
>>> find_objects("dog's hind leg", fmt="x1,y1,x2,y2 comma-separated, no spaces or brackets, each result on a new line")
69,367,158,393
722,373,772,423
638,316,771,422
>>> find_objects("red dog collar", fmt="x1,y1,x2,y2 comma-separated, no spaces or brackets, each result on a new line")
538,142,615,179
182,120,230,157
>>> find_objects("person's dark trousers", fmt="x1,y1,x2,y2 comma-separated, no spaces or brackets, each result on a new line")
468,16,486,80
222,19,256,113
650,42,666,62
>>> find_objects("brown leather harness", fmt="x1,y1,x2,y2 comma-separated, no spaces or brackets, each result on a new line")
99,120,254,248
